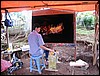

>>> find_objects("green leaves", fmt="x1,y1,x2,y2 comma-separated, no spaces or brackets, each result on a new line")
76,11,96,29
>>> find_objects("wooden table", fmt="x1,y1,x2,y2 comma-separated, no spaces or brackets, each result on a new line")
1,51,13,61
20,45,30,58
1,48,22,61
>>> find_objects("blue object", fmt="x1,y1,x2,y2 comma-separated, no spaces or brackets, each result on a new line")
5,19,13,27
30,55,46,74
4,10,13,27
44,50,49,61
7,53,23,74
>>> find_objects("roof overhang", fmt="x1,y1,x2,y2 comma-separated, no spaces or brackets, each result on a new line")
1,1,98,13
32,8,75,16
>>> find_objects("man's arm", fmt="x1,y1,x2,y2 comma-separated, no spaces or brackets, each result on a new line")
40,45,54,52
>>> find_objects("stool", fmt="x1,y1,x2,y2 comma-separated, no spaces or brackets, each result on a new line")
30,55,46,74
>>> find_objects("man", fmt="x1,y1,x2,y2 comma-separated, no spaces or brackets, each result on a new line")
28,23,54,65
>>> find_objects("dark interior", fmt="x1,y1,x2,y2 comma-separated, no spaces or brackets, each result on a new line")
32,14,74,43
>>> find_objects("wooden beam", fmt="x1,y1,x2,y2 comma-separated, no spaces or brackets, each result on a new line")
1,6,31,10
33,2,96,8
93,3,99,65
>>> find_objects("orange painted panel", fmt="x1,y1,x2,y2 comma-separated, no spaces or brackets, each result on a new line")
1,1,98,12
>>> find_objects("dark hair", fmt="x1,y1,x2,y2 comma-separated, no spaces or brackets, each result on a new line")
33,23,40,30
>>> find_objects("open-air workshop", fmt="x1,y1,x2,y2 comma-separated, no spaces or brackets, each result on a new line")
1,1,99,75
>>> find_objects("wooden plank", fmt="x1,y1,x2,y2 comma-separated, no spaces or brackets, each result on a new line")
93,3,99,65
12,48,22,52
45,69,58,71
93,23,99,65
6,26,9,48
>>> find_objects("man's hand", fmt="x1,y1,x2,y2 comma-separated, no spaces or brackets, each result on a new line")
40,45,54,52
49,49,54,52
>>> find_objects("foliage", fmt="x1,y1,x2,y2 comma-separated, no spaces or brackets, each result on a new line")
83,15,95,28
76,11,96,29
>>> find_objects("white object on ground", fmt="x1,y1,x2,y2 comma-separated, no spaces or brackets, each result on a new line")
69,59,89,69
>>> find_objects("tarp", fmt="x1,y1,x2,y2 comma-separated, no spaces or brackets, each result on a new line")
1,1,98,13
1,59,12,72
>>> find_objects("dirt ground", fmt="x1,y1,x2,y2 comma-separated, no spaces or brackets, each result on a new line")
1,32,99,75
11,57,99,75
1,41,99,75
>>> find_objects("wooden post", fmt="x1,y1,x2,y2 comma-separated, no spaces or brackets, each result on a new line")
74,12,76,61
93,23,99,65
6,26,9,48
93,3,99,65
5,9,10,48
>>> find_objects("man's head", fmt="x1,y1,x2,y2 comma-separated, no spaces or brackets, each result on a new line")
33,23,41,32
